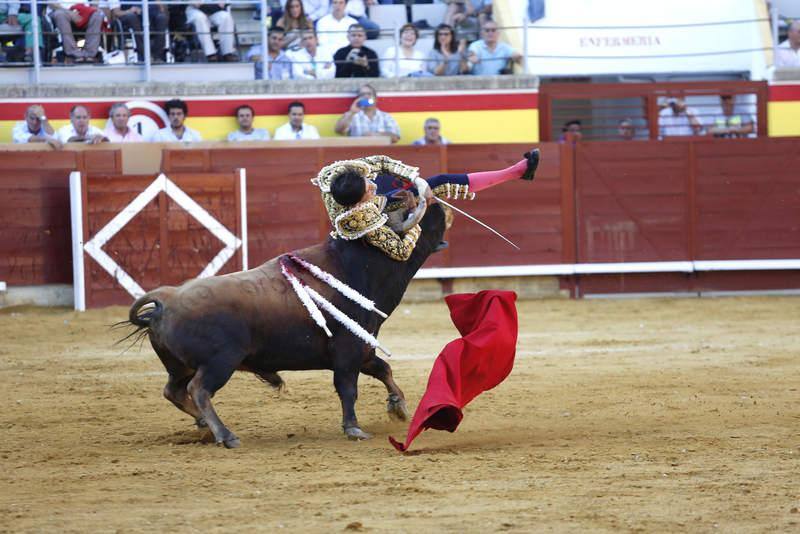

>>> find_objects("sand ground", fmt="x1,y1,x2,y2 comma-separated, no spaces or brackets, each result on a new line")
1,296,799,533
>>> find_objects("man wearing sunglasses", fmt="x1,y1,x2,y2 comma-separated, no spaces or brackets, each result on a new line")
466,20,522,76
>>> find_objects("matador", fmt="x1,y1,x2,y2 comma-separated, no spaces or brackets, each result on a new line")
311,149,540,261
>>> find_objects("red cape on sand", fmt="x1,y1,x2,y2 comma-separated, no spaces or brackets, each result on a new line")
389,290,518,452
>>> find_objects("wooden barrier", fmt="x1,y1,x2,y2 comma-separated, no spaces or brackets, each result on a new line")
0,149,121,286
1,139,798,300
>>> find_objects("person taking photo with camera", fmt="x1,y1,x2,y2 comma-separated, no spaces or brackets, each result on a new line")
333,23,379,78
334,84,400,143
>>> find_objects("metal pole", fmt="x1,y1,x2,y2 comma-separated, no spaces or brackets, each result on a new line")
142,0,151,82
393,22,399,76
522,17,529,74
260,0,268,80
31,0,41,84
770,5,778,61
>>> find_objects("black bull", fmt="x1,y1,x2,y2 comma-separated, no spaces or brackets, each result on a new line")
126,203,447,448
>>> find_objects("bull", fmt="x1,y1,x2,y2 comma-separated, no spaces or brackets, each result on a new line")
126,203,447,448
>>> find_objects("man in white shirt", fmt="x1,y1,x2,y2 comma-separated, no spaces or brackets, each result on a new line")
103,103,144,142
227,105,271,141
776,21,800,68
315,0,357,51
12,104,62,149
57,105,109,144
150,99,203,142
290,30,336,80
274,101,321,140
658,98,702,138
302,0,329,22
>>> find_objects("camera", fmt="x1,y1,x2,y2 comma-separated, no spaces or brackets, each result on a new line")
357,97,375,108
346,48,361,61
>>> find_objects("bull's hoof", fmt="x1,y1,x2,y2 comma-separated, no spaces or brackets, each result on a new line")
218,434,241,449
195,417,208,429
344,427,372,441
387,394,409,421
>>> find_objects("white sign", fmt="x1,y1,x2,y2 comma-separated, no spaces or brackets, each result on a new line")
507,0,770,79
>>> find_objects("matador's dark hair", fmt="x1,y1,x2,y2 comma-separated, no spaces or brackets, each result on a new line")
330,170,367,207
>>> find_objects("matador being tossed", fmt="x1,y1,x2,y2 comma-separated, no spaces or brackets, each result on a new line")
311,149,540,261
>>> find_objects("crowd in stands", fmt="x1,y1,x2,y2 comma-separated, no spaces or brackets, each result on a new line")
10,83,454,146
0,1,527,77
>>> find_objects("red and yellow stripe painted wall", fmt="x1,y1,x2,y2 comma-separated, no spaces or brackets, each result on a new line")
2,83,798,143
0,89,540,145
767,83,800,137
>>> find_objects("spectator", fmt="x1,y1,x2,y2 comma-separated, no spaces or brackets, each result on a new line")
617,118,635,141
381,23,428,78
301,0,329,23
558,120,582,143
101,1,169,63
247,26,293,80
776,20,800,68
57,105,109,144
334,83,400,143
707,94,755,138
290,29,336,80
659,98,702,137
275,0,314,51
0,1,38,62
467,20,521,75
334,23,379,77
48,2,104,63
185,1,237,62
274,101,321,140
412,118,450,145
150,99,203,142
104,103,144,142
345,0,379,40
316,0,357,51
227,105,271,141
12,105,62,149
427,23,468,76
446,0,486,41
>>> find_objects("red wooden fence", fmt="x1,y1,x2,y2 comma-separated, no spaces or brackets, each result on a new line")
1,139,798,299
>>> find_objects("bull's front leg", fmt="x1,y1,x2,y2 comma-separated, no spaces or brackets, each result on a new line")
333,360,371,441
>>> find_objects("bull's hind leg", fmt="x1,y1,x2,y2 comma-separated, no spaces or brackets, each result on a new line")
187,360,240,448
360,354,409,421
153,345,206,428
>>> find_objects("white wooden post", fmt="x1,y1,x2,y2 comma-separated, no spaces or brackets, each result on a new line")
69,171,86,311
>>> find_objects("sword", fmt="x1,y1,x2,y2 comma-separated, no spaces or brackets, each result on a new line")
436,197,520,251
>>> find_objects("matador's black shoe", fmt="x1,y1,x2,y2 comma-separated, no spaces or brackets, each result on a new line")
520,148,540,181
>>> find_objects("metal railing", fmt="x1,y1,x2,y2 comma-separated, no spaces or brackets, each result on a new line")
0,1,794,84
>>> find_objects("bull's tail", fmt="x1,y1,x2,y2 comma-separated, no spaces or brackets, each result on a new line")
113,289,169,350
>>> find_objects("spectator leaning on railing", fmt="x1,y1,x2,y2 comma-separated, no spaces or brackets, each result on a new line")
316,0,357,51
273,101,321,140
334,83,400,143
334,23,379,77
48,1,105,63
101,0,170,63
185,1,237,62
381,23,428,78
57,105,109,144
776,20,800,68
104,103,144,142
290,29,336,80
412,117,450,146
150,99,203,142
427,23,469,76
12,105,62,149
227,104,271,141
467,20,521,75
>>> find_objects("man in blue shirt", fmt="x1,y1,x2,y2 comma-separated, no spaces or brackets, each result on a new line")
467,20,522,76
